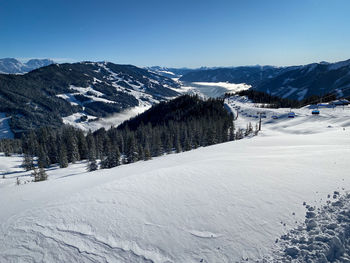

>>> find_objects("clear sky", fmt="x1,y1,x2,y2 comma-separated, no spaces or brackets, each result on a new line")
1,0,349,68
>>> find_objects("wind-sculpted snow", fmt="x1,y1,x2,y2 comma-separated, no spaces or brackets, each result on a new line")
1,101,350,262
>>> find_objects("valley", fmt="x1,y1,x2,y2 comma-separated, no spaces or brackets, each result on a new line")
2,1,349,262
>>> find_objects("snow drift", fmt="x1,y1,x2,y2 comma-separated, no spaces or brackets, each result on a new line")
1,102,350,262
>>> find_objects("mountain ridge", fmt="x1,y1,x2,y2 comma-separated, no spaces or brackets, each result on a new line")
177,59,350,100
0,58,55,74
0,61,179,136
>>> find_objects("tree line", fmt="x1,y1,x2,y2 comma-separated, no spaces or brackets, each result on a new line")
1,95,258,179
226,89,340,108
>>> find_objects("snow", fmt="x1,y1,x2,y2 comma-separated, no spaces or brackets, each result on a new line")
1,100,350,262
273,191,350,262
70,85,105,97
0,113,14,139
55,65,169,133
181,82,250,98
328,59,350,70
296,88,308,100
158,70,175,76
62,105,151,132
281,86,298,99
57,93,81,106
57,86,117,107
226,95,350,133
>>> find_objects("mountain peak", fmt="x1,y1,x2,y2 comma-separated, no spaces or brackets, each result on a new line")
0,58,55,74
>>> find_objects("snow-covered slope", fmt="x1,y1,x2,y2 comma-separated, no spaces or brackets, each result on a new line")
1,103,350,262
0,113,14,139
255,59,350,100
0,62,180,134
177,59,350,100
146,66,195,78
179,81,251,98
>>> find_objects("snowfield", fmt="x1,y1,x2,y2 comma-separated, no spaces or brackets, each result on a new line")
1,101,350,262
179,82,251,98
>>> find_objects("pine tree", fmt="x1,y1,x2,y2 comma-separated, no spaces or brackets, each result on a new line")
108,147,121,168
114,147,121,166
32,167,39,181
70,139,80,163
86,131,97,162
236,128,244,140
4,142,12,156
47,133,59,164
229,123,235,141
184,134,192,151
22,153,34,171
37,145,50,168
87,159,98,172
100,156,108,169
152,131,163,157
59,144,68,168
143,141,152,161
245,122,253,136
126,134,138,163
175,135,182,153
137,144,144,161
37,167,48,181
77,130,88,160
207,128,216,145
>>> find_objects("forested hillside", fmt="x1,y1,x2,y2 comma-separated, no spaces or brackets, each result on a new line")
179,66,287,85
179,59,350,100
227,89,340,108
0,95,254,173
0,62,179,136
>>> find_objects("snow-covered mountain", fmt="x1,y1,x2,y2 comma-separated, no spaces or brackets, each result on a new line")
255,59,350,100
179,65,288,86
0,58,54,74
0,62,180,135
146,66,195,78
1,99,350,262
178,59,350,100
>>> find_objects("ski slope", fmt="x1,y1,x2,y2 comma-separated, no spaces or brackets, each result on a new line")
0,113,14,139
1,102,350,262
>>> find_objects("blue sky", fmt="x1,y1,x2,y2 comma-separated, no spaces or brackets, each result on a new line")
1,0,349,67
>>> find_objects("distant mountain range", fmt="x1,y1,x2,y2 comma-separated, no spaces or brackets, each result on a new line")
0,58,55,74
175,59,350,100
179,65,287,86
0,62,179,136
254,60,350,100
2,57,350,136
146,66,195,78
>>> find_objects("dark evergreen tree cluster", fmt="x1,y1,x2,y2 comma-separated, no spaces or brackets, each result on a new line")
227,90,301,108
21,126,88,170
0,62,178,136
32,167,48,182
2,95,257,174
227,90,340,108
0,139,22,156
